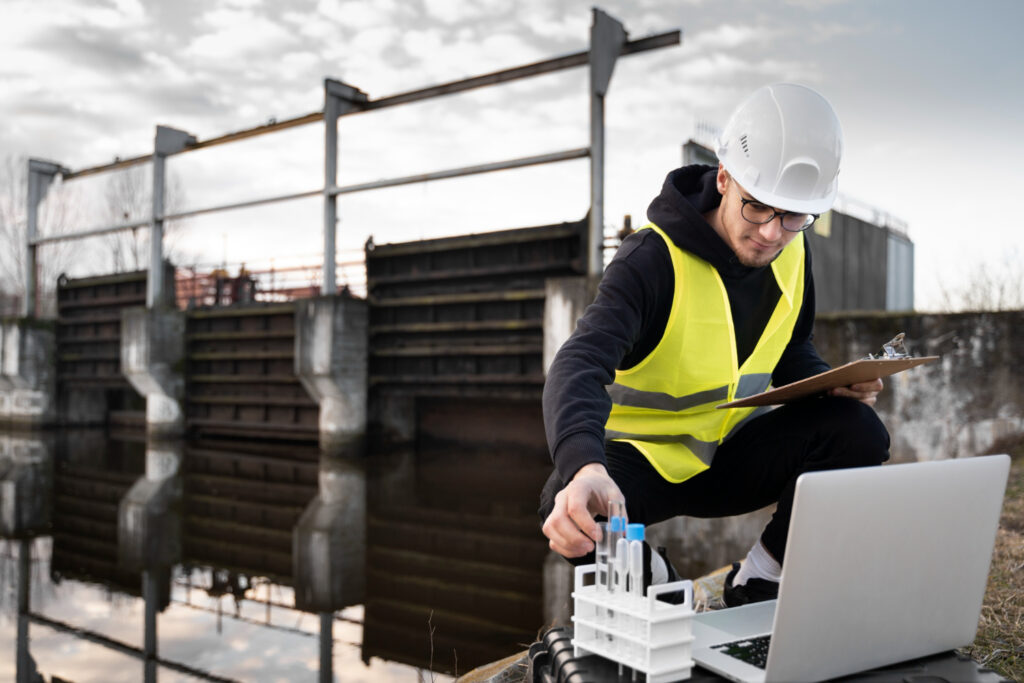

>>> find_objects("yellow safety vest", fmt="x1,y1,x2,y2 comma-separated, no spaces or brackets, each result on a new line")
605,223,806,483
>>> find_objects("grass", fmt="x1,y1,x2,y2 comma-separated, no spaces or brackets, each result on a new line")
962,436,1024,681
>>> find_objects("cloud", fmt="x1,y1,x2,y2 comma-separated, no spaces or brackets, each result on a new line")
422,0,511,25
27,25,149,74
186,8,298,61
315,0,398,31
679,52,818,84
685,23,779,52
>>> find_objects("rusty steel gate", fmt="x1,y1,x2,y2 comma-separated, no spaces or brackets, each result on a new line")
365,218,586,399
184,303,318,443
55,269,167,431
362,219,585,672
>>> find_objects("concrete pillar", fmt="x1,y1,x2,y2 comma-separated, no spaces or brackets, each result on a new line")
293,454,366,612
294,295,368,457
542,550,574,628
0,320,56,428
0,433,54,538
118,438,183,572
543,276,601,374
541,276,601,623
292,294,368,610
121,306,186,439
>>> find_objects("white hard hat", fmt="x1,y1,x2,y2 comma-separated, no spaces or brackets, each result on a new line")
716,83,843,214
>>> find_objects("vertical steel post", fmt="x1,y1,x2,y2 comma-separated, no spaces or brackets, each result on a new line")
23,160,65,318
323,90,340,296
149,126,195,308
588,9,626,276
150,154,166,308
319,612,333,683
16,539,30,683
322,80,367,296
143,569,158,682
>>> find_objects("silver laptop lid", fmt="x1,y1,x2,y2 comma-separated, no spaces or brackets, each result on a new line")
766,455,1010,683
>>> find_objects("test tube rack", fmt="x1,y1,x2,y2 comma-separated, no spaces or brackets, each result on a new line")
571,564,695,683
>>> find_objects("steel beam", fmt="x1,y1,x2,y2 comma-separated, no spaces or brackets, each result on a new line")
30,216,150,246
329,147,589,197
60,29,680,180
27,612,240,683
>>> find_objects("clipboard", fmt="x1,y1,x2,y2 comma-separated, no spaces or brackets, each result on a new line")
716,356,939,409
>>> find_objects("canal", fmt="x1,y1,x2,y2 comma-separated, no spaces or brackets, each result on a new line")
1,415,552,682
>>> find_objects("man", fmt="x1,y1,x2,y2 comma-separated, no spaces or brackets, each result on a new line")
539,83,890,606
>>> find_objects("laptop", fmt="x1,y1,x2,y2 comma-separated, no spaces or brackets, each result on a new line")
691,454,1010,683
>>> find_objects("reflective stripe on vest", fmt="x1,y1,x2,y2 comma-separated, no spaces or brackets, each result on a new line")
605,223,805,483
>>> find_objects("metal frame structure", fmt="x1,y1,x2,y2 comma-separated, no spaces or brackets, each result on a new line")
23,8,680,316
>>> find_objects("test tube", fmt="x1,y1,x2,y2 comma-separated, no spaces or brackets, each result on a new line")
626,524,645,680
606,512,626,593
595,521,610,593
626,523,645,599
606,504,627,652
615,536,629,593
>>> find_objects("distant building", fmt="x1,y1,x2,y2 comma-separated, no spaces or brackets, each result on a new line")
682,139,914,312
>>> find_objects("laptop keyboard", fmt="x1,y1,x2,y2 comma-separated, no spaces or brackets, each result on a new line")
712,634,772,669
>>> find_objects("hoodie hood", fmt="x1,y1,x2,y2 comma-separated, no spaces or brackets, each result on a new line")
646,164,765,279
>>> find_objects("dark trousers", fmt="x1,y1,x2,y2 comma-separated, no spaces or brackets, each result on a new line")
539,396,890,563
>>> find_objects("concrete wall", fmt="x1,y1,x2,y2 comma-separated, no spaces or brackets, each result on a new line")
814,309,1024,463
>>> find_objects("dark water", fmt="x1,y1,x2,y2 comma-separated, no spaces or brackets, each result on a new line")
1,425,550,682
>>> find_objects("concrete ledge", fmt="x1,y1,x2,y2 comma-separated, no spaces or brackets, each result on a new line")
0,433,54,538
0,320,56,427
121,306,185,439
543,276,601,374
292,456,366,612
118,440,183,571
294,295,368,456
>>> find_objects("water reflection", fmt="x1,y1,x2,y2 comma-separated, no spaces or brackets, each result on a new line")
1,417,549,682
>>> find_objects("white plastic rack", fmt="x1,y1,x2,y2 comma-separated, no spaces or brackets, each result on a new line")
571,563,695,683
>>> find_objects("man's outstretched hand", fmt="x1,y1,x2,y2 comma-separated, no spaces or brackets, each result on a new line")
542,462,625,558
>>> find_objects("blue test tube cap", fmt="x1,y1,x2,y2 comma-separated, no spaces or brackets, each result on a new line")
626,523,645,542
609,516,625,533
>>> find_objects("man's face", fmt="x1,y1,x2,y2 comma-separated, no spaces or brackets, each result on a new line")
713,168,800,268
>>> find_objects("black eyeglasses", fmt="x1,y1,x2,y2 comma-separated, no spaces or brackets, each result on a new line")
739,196,819,232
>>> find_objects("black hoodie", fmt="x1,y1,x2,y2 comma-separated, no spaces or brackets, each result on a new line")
543,165,830,484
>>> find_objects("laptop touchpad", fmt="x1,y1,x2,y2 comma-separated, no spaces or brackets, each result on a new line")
694,601,777,641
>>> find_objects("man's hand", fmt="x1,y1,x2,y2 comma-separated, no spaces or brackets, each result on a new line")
542,463,625,558
830,377,884,406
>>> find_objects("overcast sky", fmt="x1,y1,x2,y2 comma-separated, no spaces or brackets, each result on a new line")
2,0,1022,309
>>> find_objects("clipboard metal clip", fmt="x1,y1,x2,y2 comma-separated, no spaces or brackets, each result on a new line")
866,332,910,360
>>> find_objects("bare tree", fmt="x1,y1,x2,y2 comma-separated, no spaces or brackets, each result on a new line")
0,155,77,316
103,164,188,273
937,248,1024,312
